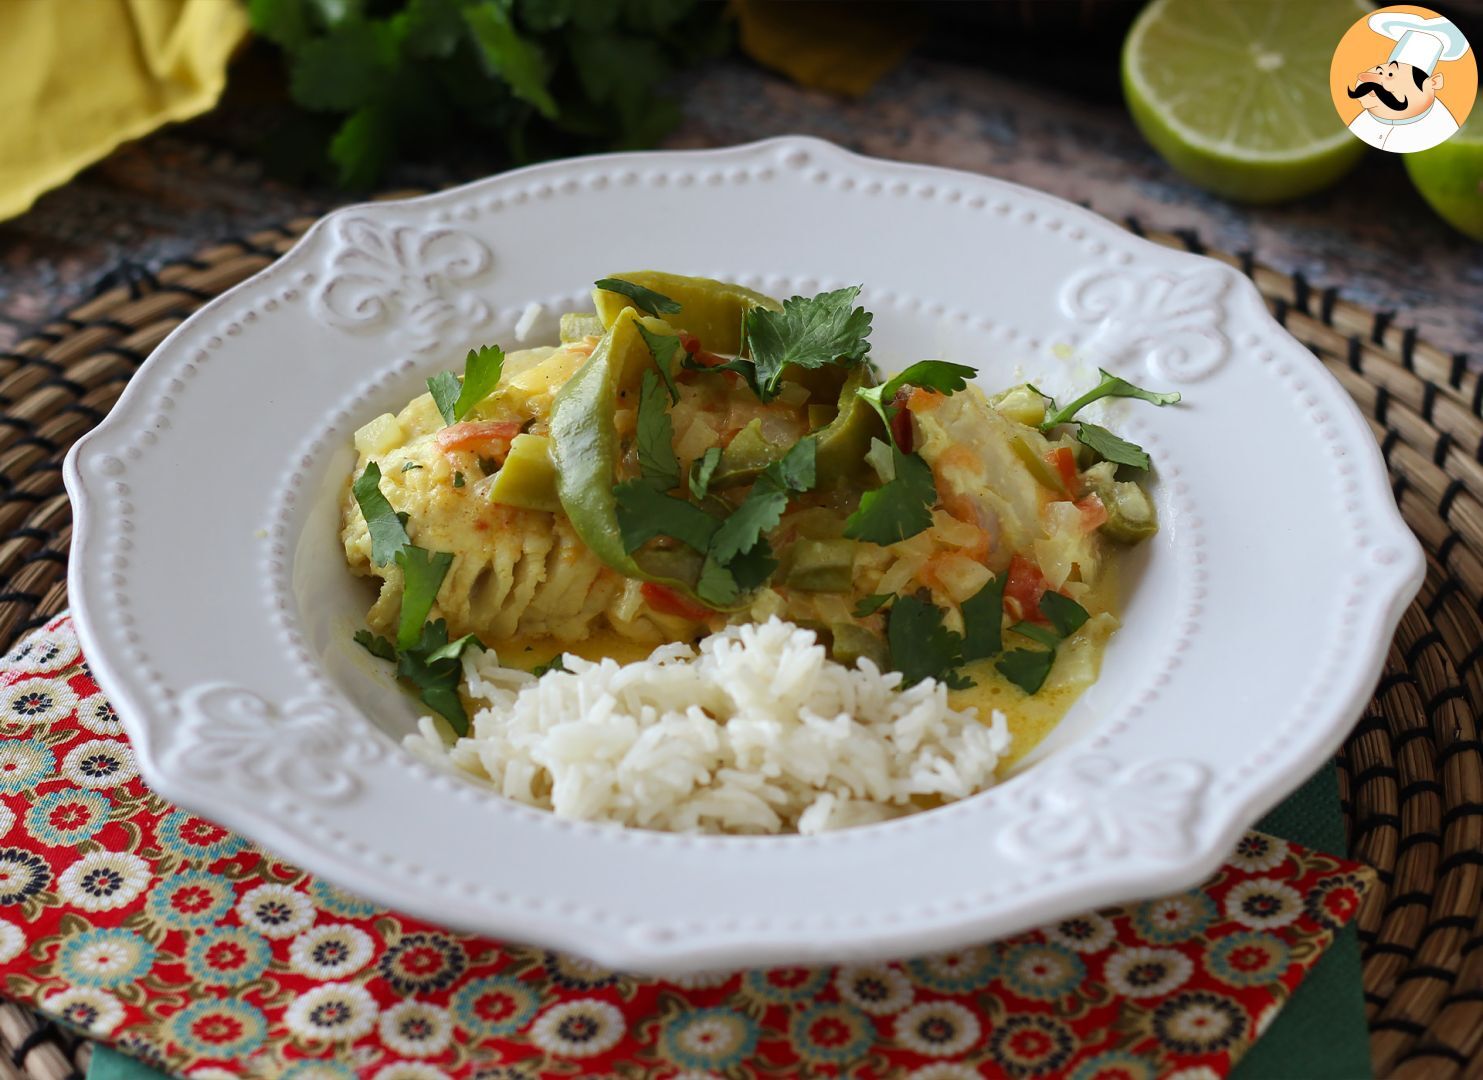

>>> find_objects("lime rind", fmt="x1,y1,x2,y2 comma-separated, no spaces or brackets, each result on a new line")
1123,0,1368,202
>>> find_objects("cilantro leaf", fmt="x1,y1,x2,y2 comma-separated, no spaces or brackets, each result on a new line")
453,344,505,420
248,0,311,48
743,286,872,401
352,462,411,566
1041,369,1180,428
401,461,423,472
394,545,453,650
773,436,818,491
427,371,462,425
636,323,682,403
857,360,977,430
329,103,396,190
727,539,778,591
1073,422,1151,470
695,557,739,607
424,631,485,666
464,3,559,118
428,344,507,427
531,654,569,677
707,438,816,564
453,471,465,488
960,574,1005,660
689,446,721,501
416,683,469,733
353,629,397,661
635,370,680,489
614,481,719,553
996,648,1056,695
288,22,391,113
888,595,970,688
594,277,681,316
1039,591,1090,638
1010,622,1062,649
844,447,936,545
854,593,892,617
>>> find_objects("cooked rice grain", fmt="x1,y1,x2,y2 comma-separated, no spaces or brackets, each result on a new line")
405,618,1009,834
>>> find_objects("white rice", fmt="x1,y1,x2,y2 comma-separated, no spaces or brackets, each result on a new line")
405,618,1010,834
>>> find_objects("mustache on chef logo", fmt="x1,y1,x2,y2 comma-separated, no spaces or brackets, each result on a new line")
1348,79,1410,111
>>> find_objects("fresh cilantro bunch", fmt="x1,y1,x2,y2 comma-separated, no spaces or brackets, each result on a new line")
249,0,730,188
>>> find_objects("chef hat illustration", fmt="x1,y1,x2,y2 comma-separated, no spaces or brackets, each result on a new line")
1369,12,1470,75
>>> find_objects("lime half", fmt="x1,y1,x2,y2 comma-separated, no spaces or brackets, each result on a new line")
1405,108,1483,240
1123,0,1369,204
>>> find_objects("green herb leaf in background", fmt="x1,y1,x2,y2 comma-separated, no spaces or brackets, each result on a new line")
250,0,729,190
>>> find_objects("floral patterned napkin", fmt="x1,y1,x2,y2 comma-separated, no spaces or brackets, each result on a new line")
0,615,1372,1078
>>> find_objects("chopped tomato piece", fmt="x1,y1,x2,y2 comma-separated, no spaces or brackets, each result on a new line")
1075,494,1109,532
677,331,729,369
1003,553,1049,624
890,408,914,453
435,420,522,462
1046,447,1079,495
640,582,713,621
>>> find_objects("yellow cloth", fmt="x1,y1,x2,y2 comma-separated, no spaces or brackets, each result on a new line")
0,0,248,222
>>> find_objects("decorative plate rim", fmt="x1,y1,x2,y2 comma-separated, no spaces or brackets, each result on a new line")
62,136,1423,973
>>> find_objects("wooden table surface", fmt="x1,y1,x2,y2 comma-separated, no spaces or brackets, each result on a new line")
1,55,1478,357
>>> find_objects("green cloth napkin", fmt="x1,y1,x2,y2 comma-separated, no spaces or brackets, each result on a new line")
89,762,1371,1080
1233,762,1372,1080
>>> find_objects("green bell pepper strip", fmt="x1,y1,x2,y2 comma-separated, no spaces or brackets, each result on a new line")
711,366,884,490
593,270,781,353
549,307,732,607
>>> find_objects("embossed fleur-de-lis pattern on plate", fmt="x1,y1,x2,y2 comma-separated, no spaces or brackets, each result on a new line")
170,686,384,806
0,616,1370,1079
311,216,494,353
998,757,1211,862
1059,266,1232,382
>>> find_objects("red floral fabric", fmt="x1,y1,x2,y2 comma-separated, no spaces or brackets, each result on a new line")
0,616,1372,1079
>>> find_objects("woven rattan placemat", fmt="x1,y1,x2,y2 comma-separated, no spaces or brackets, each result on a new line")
0,210,1476,1080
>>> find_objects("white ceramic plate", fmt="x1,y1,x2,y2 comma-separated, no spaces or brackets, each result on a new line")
64,137,1422,974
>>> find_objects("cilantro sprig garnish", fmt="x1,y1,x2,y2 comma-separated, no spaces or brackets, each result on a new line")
634,370,680,490
351,462,483,734
740,286,873,402
636,323,682,403
595,278,681,317
887,595,971,689
874,572,1087,695
857,360,977,430
844,442,937,545
842,361,977,547
1035,369,1180,470
695,439,816,606
429,344,506,426
994,591,1090,694
352,462,410,566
